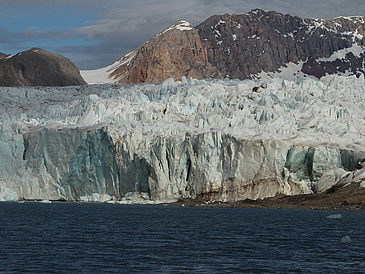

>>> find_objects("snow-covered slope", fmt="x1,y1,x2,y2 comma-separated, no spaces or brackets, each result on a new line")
80,50,138,84
1,75,365,202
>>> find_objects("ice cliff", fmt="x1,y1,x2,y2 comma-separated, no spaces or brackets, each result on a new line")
1,75,365,202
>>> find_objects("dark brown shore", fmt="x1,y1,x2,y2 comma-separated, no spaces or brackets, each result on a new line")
167,182,365,210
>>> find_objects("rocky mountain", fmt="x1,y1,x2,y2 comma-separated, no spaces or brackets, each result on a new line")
82,21,222,84
0,48,87,86
111,20,223,83
196,9,365,79
81,9,365,84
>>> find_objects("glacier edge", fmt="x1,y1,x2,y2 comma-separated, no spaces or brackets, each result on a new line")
1,75,365,202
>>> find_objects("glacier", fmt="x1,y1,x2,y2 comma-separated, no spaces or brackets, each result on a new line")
1,75,365,202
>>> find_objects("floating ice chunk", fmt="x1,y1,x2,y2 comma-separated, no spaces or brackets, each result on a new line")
326,213,343,219
80,193,101,202
340,236,352,243
98,194,113,203
79,193,113,203
118,192,151,204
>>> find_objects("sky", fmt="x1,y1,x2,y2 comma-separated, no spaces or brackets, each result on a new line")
1,0,365,70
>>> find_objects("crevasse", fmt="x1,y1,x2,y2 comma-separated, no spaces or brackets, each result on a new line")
0,75,365,202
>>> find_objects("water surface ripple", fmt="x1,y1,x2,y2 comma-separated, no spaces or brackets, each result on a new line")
0,202,364,273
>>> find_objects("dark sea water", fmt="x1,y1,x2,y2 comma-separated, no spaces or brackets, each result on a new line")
0,202,364,273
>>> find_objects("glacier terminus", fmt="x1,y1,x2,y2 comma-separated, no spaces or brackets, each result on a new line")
1,75,365,203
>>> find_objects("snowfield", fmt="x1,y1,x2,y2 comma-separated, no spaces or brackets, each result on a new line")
1,75,365,202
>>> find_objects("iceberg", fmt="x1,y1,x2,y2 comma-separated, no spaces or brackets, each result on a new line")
118,192,151,204
326,214,343,219
79,193,114,203
1,75,365,202
340,236,352,243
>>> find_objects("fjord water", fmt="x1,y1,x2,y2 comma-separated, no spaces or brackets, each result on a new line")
0,203,364,273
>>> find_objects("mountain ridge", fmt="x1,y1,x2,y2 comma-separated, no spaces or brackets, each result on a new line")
81,9,365,84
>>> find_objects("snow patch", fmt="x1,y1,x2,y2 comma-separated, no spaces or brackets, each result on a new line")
81,50,138,84
3,54,14,61
317,44,365,62
80,67,116,85
255,61,306,80
154,20,193,38
214,20,226,28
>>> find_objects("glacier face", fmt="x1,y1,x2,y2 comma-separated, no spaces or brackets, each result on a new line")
1,75,365,202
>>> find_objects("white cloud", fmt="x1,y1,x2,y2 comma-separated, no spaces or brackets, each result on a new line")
2,0,365,69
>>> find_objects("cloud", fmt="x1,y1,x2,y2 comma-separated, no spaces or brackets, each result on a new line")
2,0,365,69
57,42,137,70
36,0,365,43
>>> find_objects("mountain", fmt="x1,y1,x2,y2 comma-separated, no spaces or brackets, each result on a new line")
0,48,87,86
81,20,222,84
81,9,365,84
197,9,365,80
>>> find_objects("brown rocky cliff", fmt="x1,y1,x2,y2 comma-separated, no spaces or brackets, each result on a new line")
108,20,222,83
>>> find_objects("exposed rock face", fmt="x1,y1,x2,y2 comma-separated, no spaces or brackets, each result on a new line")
302,52,365,78
0,48,87,86
109,20,222,83
196,9,365,79
89,9,365,84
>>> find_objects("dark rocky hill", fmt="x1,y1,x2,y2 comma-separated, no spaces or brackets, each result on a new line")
0,48,87,86
102,9,365,83
196,9,365,79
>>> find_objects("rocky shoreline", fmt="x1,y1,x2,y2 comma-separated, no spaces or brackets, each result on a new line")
168,182,365,210
10,182,365,211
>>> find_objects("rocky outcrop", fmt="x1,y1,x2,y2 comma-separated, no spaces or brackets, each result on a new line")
302,52,365,78
0,48,87,86
108,20,222,83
